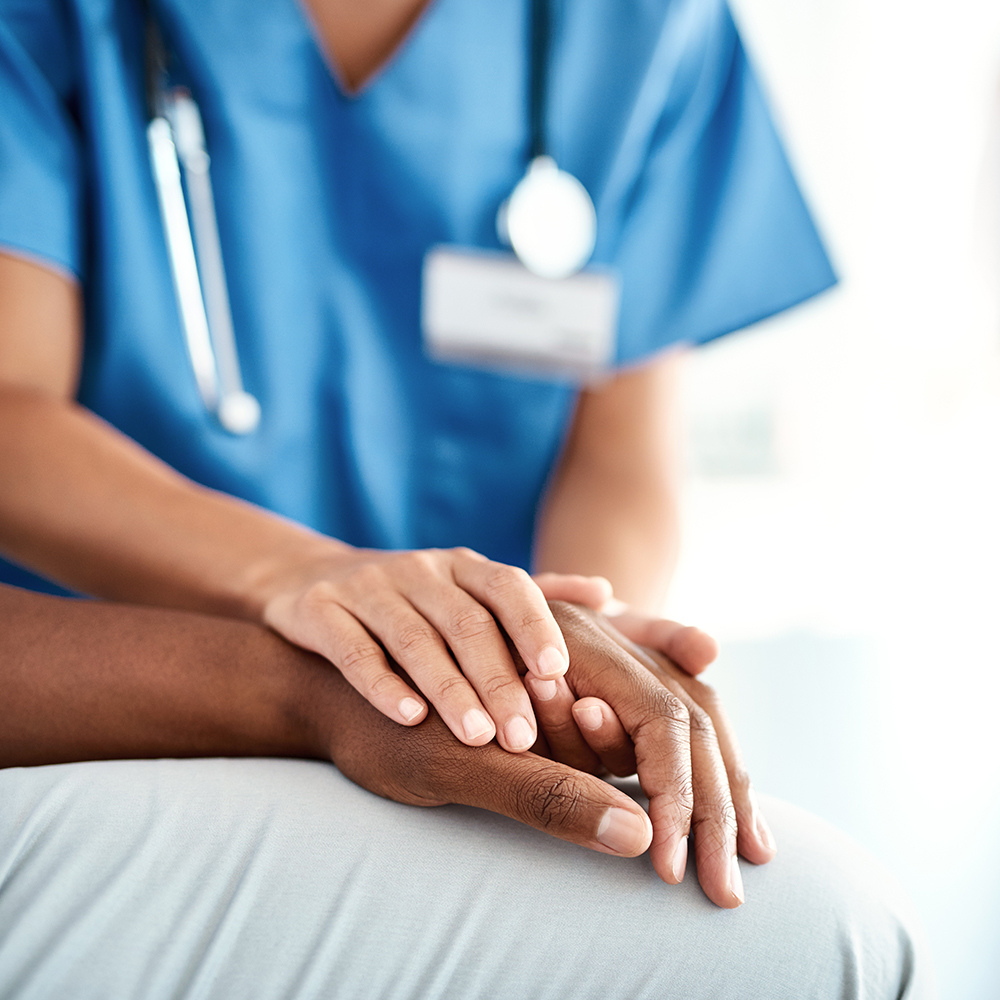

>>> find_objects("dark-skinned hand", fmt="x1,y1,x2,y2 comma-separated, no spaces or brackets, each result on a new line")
517,602,776,908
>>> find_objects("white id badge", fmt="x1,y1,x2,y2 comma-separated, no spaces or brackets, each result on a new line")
421,246,619,382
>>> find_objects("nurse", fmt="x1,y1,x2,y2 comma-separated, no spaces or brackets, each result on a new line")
0,0,831,882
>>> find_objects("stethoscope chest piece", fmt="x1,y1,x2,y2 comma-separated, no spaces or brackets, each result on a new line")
217,389,262,435
498,156,597,280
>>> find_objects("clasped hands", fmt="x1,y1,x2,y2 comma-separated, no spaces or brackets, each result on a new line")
258,545,773,907
319,599,775,909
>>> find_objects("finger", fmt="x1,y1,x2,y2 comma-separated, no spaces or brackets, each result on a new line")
607,613,719,676
291,597,429,727
443,743,653,858
525,674,602,773
673,689,743,908
547,602,695,886
667,673,776,866
452,551,569,680
342,591,499,748
532,572,614,610
571,697,636,777
406,580,537,753
588,612,772,873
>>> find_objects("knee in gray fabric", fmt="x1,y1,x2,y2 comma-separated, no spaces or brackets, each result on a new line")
0,763,934,1000
736,797,933,1000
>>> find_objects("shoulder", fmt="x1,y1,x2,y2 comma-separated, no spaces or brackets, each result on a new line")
559,0,737,68
552,0,744,156
0,0,81,101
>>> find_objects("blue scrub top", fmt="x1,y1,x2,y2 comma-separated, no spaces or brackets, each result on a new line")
0,0,835,594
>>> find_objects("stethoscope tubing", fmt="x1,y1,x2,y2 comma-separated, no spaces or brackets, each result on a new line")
144,3,260,434
143,0,585,432
147,112,220,411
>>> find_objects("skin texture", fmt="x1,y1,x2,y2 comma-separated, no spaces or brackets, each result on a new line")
0,253,589,748
0,245,698,745
0,0,767,905
535,356,684,613
0,0,715,864
301,0,688,615
302,0,435,93
0,584,651,859
0,585,773,906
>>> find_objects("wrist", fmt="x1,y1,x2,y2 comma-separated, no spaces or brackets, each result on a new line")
242,627,348,761
236,531,357,623
282,644,358,763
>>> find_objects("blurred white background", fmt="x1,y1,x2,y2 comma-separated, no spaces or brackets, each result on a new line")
668,0,1000,995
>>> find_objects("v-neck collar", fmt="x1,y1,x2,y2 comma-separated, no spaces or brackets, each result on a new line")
291,0,444,100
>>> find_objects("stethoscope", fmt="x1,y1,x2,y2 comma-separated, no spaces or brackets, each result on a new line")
144,0,597,435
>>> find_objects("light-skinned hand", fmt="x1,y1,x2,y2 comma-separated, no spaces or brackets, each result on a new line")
261,545,612,753
532,572,719,676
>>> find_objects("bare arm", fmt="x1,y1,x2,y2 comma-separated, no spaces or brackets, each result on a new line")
0,251,591,750
534,351,684,613
0,584,656,870
0,583,326,767
1,583,769,906
533,350,720,675
0,253,337,618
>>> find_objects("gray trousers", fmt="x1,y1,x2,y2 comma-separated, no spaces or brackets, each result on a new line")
0,757,932,999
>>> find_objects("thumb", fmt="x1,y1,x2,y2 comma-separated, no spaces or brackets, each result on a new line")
606,612,719,676
449,743,653,858
532,573,614,611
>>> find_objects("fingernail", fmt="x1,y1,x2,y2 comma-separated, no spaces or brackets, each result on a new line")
672,837,688,882
730,855,745,904
601,597,628,617
399,697,425,723
504,715,535,751
750,786,775,852
756,813,776,853
535,646,568,678
527,676,558,701
462,709,494,742
596,808,651,855
574,704,604,731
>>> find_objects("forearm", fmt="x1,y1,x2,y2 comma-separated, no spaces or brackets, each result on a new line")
533,351,685,613
0,385,346,617
0,583,343,768
534,463,679,612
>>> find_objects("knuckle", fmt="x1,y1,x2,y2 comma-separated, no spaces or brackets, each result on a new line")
514,767,584,829
484,563,531,598
547,712,586,741
337,642,384,680
398,549,437,575
516,609,550,634
451,546,482,563
366,668,405,702
348,562,388,592
430,671,472,703
693,796,739,849
729,766,753,799
394,620,439,656
675,775,695,814
636,690,690,733
687,705,716,737
663,692,691,725
479,671,522,702
299,580,339,616
445,605,497,643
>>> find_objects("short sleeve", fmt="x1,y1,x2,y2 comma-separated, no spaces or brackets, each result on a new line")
600,0,836,363
0,2,82,277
